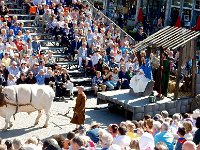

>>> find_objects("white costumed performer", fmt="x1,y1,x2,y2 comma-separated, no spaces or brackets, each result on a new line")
130,69,150,93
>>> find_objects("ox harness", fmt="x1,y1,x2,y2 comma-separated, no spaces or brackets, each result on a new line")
4,88,37,120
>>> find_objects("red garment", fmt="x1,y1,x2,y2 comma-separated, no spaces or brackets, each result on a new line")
15,41,23,51
175,16,181,28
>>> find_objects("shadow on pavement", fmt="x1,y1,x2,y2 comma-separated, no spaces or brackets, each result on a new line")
0,126,43,139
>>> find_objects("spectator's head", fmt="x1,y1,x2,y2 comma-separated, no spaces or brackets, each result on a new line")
77,86,84,94
154,142,169,150
144,114,151,120
13,138,22,150
90,121,101,129
130,139,139,150
161,110,169,119
153,121,161,134
118,126,127,135
177,127,186,137
144,119,153,131
172,113,181,122
43,139,59,150
195,116,200,128
108,124,119,136
39,69,44,75
25,137,38,145
101,132,113,148
66,132,75,141
71,136,84,149
96,71,101,78
51,134,65,148
183,121,192,133
182,141,197,150
8,74,14,80
5,140,12,150
161,122,170,132
20,72,26,80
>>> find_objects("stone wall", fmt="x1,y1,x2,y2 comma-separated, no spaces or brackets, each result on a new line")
132,98,193,120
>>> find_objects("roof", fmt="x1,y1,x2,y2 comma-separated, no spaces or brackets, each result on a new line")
132,26,200,52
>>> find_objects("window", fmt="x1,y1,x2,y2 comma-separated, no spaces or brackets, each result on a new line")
183,0,193,8
196,0,200,9
172,0,181,6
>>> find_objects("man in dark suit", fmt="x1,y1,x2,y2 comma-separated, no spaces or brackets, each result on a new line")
69,36,81,60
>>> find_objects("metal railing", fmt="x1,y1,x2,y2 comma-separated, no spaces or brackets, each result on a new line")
82,0,136,45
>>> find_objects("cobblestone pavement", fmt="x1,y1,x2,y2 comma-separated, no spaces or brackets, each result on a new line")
0,96,126,141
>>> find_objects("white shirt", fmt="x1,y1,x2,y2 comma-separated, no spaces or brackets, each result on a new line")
113,135,131,148
7,79,16,86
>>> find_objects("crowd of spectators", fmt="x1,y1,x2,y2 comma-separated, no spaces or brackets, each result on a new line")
0,109,200,150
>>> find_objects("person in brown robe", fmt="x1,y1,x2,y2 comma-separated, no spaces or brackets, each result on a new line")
70,86,87,130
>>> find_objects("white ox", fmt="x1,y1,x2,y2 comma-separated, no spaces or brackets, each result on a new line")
0,84,55,130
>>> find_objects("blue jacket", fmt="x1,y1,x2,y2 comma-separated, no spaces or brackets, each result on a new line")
154,131,174,150
36,74,45,85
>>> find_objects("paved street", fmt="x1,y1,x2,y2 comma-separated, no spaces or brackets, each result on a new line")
0,96,126,141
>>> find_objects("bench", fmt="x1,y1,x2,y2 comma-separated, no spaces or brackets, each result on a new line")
56,61,78,70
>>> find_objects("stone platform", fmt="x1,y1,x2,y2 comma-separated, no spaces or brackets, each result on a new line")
97,89,193,120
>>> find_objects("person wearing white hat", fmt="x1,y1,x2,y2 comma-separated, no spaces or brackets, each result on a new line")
129,69,151,93
8,61,20,78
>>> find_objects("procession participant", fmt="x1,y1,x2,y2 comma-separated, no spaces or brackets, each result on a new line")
70,86,87,131
130,69,150,93
154,52,170,99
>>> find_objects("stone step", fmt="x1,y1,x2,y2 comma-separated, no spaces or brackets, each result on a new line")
71,77,92,83
9,14,36,17
66,86,93,93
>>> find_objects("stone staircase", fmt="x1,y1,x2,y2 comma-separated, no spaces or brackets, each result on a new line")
7,2,94,95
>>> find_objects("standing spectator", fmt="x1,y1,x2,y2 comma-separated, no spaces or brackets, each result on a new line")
154,122,174,150
183,121,193,141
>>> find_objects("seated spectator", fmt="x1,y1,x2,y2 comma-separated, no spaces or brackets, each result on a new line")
25,71,37,84
86,121,101,144
102,66,116,90
175,127,187,150
16,72,26,85
8,61,20,78
13,138,23,150
4,140,13,150
118,65,129,89
32,36,41,54
183,121,193,141
2,52,11,68
113,126,131,149
36,69,45,85
126,66,135,82
92,71,106,95
154,122,174,150
108,124,119,138
70,136,85,150
19,62,29,74
97,132,113,150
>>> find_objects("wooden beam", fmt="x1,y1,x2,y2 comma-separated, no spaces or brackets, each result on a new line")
172,32,200,50
174,46,183,100
159,29,192,48
132,26,171,50
191,39,197,97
